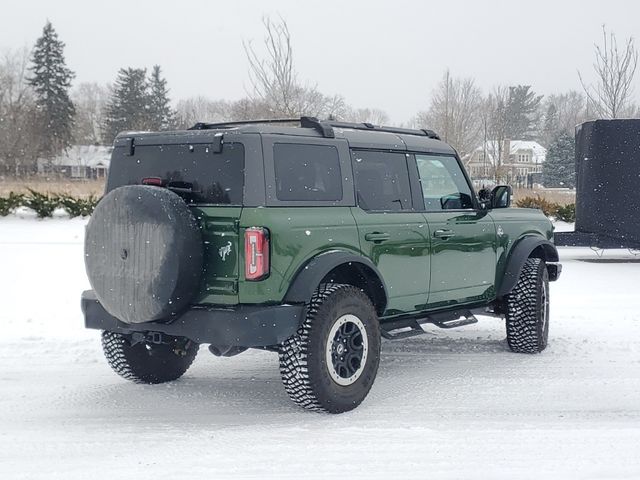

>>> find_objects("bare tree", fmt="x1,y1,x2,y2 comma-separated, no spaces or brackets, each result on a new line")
0,47,39,176
72,82,109,145
541,91,592,146
175,96,232,128
342,107,390,125
243,16,334,118
414,70,484,158
243,16,297,117
482,86,510,181
579,26,638,119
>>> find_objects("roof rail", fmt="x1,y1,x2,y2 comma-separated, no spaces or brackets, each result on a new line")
189,118,299,130
187,117,439,140
188,117,335,138
323,120,440,140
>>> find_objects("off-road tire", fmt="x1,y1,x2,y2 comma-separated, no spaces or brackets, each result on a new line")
505,257,550,353
278,283,381,414
101,330,199,384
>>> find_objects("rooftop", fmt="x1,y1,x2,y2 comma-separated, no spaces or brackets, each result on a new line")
43,145,112,168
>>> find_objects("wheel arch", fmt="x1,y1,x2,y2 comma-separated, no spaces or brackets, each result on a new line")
497,236,559,298
283,250,388,316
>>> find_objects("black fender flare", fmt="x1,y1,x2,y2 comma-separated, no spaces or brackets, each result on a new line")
497,236,559,298
284,250,388,310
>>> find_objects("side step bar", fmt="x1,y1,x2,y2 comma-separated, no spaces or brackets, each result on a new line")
380,309,479,340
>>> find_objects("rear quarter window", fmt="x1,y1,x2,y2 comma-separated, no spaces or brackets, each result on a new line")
273,143,343,201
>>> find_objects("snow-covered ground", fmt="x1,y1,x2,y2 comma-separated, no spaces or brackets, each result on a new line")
1,215,639,479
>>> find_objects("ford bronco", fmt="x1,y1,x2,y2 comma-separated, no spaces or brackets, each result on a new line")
82,117,561,413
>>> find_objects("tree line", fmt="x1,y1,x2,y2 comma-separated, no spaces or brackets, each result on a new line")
0,19,637,187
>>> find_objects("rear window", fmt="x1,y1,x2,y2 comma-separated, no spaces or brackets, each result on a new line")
106,142,244,205
273,143,342,201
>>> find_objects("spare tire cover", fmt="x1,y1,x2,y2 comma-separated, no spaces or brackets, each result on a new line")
85,185,203,324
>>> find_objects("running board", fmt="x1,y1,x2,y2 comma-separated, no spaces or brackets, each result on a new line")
380,309,478,340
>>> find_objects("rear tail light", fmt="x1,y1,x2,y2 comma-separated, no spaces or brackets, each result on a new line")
245,227,270,281
142,177,163,186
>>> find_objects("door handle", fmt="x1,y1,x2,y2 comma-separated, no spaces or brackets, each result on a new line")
434,229,455,239
365,232,390,243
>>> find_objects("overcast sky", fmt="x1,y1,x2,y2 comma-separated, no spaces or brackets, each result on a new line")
1,0,639,123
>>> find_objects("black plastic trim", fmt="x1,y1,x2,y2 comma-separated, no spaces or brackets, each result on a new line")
82,290,303,347
284,250,389,307
497,237,560,298
547,263,562,282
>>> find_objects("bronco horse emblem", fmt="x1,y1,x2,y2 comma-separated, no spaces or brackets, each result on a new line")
219,241,232,261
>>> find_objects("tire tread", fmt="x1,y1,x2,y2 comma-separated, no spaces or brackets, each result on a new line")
101,330,198,384
505,257,547,353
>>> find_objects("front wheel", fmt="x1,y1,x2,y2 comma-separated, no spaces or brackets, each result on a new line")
505,257,550,353
279,284,381,413
101,331,199,384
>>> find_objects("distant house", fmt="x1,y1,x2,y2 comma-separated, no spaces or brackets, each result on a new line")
37,145,112,179
464,140,546,187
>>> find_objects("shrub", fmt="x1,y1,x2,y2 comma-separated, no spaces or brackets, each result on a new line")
555,203,576,223
0,190,101,218
515,195,560,217
0,192,25,216
56,193,99,218
24,189,58,218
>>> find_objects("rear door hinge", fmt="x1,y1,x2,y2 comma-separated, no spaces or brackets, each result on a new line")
125,137,135,156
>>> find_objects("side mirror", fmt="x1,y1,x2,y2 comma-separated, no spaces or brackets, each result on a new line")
490,185,512,209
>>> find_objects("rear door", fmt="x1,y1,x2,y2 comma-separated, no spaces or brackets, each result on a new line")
350,150,430,315
414,153,497,307
107,138,246,305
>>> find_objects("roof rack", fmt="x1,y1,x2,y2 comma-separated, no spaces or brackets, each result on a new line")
188,117,439,140
324,120,440,140
188,117,335,138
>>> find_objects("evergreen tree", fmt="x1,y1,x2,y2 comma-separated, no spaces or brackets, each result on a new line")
543,132,575,188
148,65,175,130
103,68,150,144
28,21,76,157
505,85,543,140
541,103,559,147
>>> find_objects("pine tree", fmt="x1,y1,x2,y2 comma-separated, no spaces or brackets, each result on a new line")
102,68,150,144
148,65,175,131
28,21,76,158
541,103,559,147
543,132,575,188
505,85,543,140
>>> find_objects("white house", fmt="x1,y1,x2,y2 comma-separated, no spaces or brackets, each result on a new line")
464,140,546,186
37,145,112,179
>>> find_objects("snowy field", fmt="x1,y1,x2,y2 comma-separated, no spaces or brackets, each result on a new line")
1,214,640,479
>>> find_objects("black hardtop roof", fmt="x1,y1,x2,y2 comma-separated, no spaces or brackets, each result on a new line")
114,117,456,154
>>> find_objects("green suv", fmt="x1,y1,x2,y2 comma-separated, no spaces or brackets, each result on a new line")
83,117,561,413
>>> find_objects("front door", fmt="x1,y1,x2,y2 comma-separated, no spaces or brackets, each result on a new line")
414,154,497,308
350,150,431,316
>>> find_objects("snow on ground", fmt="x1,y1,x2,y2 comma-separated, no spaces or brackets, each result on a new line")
1,216,640,479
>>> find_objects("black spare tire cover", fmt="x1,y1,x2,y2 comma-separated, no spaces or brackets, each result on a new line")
85,185,203,324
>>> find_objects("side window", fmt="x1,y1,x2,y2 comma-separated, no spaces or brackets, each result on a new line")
352,150,412,211
415,154,474,210
273,143,343,201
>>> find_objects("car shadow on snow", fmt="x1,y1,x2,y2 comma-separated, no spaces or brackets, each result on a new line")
72,330,531,425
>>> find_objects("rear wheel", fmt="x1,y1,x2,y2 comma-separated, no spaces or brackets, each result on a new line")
278,283,381,413
505,257,550,353
101,331,199,384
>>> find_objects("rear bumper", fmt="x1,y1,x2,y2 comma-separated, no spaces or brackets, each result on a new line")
81,290,304,347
